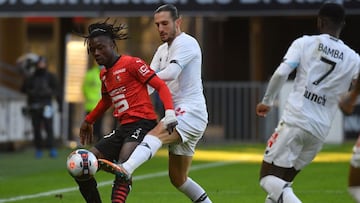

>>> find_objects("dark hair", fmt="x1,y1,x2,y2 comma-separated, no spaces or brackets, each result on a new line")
318,2,345,24
37,56,47,64
78,18,128,49
154,4,179,20
36,56,48,69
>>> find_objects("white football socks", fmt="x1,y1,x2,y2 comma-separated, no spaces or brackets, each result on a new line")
265,195,276,203
260,175,301,203
122,135,162,175
349,186,360,203
178,177,212,203
282,186,301,203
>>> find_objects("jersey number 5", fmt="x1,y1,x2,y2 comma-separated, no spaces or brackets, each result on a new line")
114,94,129,114
312,56,336,85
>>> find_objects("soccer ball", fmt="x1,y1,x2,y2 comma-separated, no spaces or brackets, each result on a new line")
66,149,98,181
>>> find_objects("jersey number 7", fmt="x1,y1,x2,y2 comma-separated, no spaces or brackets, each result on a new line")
312,56,336,85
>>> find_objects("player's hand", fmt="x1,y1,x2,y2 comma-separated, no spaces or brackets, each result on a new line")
339,91,357,115
256,103,271,117
163,109,178,134
79,121,94,145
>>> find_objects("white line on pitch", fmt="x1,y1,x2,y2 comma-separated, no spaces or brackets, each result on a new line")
0,161,234,203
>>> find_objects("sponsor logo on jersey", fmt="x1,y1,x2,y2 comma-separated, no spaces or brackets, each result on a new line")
109,86,126,96
116,75,121,82
138,64,150,76
111,68,125,82
113,68,126,75
303,86,326,106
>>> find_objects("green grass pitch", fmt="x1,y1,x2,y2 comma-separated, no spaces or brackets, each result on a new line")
0,142,357,203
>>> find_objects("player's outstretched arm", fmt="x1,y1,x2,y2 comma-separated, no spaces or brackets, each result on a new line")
81,96,112,145
257,63,293,117
148,74,177,134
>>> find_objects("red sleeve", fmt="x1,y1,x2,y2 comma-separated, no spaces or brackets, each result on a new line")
129,57,154,84
148,75,174,110
85,94,112,124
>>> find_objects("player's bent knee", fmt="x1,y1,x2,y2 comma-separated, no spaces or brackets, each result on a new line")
260,175,287,202
169,174,187,187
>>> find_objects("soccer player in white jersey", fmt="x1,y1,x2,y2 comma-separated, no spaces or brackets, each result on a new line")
256,2,360,202
99,4,212,203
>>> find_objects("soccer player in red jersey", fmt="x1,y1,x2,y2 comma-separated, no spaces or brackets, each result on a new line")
99,5,212,202
72,19,177,203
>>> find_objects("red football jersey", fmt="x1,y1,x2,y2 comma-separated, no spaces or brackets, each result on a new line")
100,55,158,124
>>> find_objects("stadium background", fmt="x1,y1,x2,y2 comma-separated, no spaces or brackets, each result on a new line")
0,1,360,149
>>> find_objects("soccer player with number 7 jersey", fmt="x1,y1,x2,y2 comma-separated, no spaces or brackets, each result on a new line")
256,2,360,202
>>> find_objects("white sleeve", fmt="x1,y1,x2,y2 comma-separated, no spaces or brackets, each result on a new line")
148,48,161,95
262,63,294,106
156,61,182,81
150,49,161,72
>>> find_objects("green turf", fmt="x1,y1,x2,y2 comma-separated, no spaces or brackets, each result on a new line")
0,142,356,203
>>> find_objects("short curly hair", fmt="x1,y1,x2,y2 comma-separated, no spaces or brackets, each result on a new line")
318,2,345,25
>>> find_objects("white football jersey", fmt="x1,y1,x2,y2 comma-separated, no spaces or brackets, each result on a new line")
282,34,360,141
150,33,207,109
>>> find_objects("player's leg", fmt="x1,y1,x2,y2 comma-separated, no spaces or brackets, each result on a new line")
348,137,360,202
260,161,300,182
73,147,105,203
167,112,211,203
76,178,102,203
348,166,360,203
260,122,304,202
114,122,180,176
169,153,212,203
43,116,57,158
111,142,140,203
30,110,43,158
260,162,301,203
109,119,157,203
101,106,205,184
264,195,275,203
111,178,132,203
72,127,125,203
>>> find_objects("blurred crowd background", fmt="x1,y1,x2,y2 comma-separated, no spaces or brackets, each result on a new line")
1,1,360,151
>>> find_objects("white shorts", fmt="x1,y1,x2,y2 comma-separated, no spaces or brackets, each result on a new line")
168,104,208,156
263,121,323,170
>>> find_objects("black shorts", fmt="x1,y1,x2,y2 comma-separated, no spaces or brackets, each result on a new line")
95,119,157,162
